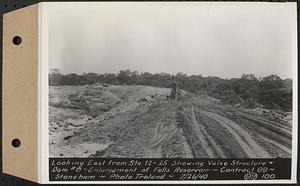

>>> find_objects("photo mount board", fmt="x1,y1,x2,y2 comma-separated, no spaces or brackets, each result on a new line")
2,2,298,184
2,4,38,182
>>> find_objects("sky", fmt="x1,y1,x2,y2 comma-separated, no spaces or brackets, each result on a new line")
47,2,297,79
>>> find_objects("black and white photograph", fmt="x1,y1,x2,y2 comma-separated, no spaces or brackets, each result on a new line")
47,2,295,160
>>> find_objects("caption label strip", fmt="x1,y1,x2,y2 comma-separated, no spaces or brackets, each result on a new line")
49,158,291,181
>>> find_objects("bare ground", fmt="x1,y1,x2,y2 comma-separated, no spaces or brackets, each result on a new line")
49,84,292,158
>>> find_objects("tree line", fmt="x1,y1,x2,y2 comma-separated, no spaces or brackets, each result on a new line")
49,69,292,111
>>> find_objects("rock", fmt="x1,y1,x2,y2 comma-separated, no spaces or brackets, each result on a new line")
284,115,292,125
87,103,111,117
62,131,74,140
137,98,148,103
64,126,71,131
68,125,77,131
49,139,54,144
51,143,110,158
101,107,110,112
250,108,270,115
65,118,87,126
49,98,61,107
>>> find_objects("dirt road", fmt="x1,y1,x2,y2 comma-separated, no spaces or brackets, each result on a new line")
49,85,292,158
179,107,226,158
200,110,271,158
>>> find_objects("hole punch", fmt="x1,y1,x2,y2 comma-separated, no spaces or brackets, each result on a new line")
11,138,21,148
12,36,22,45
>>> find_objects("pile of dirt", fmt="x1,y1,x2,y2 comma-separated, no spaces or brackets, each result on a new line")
243,108,293,125
56,95,89,109
50,141,109,157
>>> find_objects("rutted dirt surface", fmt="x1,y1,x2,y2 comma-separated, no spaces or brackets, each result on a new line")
49,84,292,158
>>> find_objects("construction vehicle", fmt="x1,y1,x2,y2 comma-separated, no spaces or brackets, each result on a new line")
170,81,181,100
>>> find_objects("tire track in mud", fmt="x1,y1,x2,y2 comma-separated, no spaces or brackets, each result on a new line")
256,134,291,156
200,110,271,158
236,112,292,137
143,112,179,158
217,110,292,151
225,112,292,157
180,107,226,158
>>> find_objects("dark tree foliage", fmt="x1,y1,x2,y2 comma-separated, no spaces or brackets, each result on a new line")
49,70,292,111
